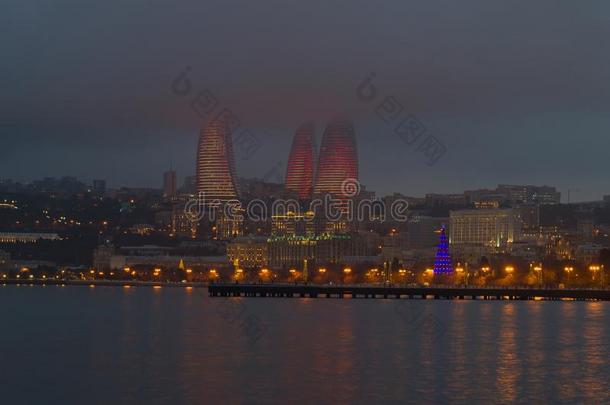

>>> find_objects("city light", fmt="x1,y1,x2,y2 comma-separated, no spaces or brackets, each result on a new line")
343,267,351,274
318,268,327,274
564,266,574,283
505,266,514,274
589,265,604,286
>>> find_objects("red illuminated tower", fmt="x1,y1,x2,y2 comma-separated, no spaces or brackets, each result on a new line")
285,122,315,199
312,118,359,196
196,120,239,202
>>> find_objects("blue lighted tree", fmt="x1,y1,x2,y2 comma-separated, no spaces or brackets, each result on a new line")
433,225,454,275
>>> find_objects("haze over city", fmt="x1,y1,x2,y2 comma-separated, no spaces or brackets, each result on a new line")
3,1,610,201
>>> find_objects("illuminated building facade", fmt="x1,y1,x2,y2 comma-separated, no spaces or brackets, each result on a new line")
215,208,244,240
171,204,197,238
312,118,359,197
285,122,315,199
196,121,239,201
449,208,519,248
271,211,315,236
226,236,269,269
267,234,365,268
0,232,60,243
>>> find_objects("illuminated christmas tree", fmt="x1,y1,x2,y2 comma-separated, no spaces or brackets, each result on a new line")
433,225,454,274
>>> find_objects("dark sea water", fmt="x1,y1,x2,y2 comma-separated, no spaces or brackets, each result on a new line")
1,285,609,404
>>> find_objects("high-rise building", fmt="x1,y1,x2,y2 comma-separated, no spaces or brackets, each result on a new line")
196,121,239,202
92,179,106,195
163,170,177,197
285,122,315,199
181,175,197,194
312,118,359,197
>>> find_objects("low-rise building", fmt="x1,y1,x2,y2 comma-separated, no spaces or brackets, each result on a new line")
0,232,60,243
226,236,269,269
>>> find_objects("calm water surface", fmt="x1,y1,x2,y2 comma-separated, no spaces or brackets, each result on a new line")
1,285,608,404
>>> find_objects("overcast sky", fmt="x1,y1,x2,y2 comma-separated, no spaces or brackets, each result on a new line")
2,0,610,201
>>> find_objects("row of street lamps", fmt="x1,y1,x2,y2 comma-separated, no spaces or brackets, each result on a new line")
190,263,606,287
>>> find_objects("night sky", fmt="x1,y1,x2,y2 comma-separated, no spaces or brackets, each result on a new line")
2,0,610,201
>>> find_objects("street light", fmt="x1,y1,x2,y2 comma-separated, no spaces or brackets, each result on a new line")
505,266,514,276
564,266,574,285
532,264,543,286
589,265,604,287
455,264,464,285
343,267,352,275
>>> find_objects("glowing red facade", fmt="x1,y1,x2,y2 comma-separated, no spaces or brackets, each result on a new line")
196,120,239,201
285,122,315,199
313,119,359,196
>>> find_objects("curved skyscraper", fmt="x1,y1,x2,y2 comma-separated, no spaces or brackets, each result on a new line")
196,120,239,201
285,122,315,199
313,118,359,196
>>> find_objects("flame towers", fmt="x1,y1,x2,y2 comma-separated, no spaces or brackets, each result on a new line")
313,119,359,196
285,122,315,199
196,120,239,201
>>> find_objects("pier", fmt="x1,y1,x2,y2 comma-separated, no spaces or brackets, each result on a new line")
208,284,610,301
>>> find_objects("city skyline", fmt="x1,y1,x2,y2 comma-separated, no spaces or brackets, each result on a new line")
3,2,610,403
3,2,610,202
2,115,608,203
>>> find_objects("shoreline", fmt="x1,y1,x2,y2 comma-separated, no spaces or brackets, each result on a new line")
3,279,610,300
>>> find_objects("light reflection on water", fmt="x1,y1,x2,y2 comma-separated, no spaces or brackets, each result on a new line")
0,287,608,404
